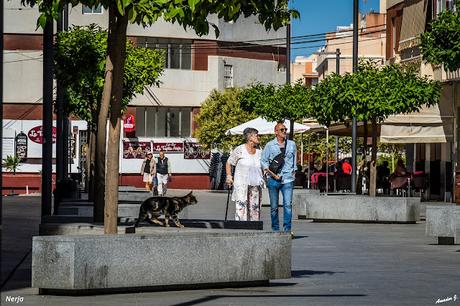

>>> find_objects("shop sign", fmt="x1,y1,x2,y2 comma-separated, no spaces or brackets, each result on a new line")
152,142,184,152
15,132,28,159
123,141,152,159
123,114,136,133
184,142,210,159
28,126,57,144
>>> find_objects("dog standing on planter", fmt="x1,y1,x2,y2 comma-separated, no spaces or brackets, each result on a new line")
134,191,197,228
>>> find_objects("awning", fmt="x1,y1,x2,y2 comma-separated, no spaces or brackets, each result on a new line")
398,0,428,51
380,124,448,143
311,104,453,144
226,117,316,135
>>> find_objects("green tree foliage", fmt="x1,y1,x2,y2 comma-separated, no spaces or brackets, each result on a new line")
239,83,311,121
311,63,441,127
24,0,298,36
239,81,313,139
55,24,164,128
2,155,21,173
421,1,460,72
240,82,312,123
196,89,257,152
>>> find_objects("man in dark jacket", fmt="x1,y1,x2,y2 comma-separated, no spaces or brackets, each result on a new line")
157,150,172,196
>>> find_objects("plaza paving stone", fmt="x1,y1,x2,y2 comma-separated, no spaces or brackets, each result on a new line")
1,192,459,306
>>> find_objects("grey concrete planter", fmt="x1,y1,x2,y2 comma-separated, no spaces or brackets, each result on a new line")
32,231,291,294
294,193,421,223
426,204,460,245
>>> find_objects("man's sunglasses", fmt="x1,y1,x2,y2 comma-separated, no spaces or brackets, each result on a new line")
278,128,287,132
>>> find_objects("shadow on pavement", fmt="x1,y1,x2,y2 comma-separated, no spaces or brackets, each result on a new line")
291,270,342,278
171,294,367,306
292,235,308,240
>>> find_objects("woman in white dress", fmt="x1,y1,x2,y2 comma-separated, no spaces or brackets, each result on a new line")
225,128,264,221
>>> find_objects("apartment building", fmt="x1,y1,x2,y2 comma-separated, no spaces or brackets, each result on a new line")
315,11,387,80
291,54,319,87
2,1,287,193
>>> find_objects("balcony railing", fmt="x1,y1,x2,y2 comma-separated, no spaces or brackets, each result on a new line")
446,68,460,81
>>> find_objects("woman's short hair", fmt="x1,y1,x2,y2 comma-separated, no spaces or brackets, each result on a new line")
243,127,259,142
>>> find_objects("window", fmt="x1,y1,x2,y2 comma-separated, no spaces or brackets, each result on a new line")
224,64,233,88
137,38,192,70
134,107,192,138
82,4,103,14
433,0,456,16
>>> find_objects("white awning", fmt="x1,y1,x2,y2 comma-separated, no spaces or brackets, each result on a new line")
380,124,448,143
226,117,315,135
380,104,454,143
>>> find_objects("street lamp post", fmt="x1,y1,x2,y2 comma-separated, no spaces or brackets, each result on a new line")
351,0,359,193
42,19,54,220
335,48,341,163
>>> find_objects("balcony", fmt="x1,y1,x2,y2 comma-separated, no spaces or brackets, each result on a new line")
446,68,460,81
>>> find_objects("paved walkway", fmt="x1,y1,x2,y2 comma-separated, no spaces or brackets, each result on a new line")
1,192,459,306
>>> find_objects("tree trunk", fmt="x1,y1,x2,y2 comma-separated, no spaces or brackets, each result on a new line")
363,120,368,157
104,8,128,234
369,119,378,197
93,11,118,222
87,128,96,201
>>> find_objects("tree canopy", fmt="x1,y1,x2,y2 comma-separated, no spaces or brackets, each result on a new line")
239,82,313,123
420,1,460,72
195,88,257,152
23,0,298,37
311,63,441,127
55,24,165,128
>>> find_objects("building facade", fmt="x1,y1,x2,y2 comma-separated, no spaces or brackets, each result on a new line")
316,11,387,80
291,54,319,87
2,1,287,193
385,0,458,201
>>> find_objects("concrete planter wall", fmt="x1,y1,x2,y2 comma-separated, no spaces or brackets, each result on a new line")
426,205,460,245
32,231,291,293
294,193,420,223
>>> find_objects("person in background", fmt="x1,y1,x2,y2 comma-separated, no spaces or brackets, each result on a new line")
261,122,297,238
226,127,264,221
140,152,156,191
156,150,172,196
394,159,407,176
342,158,352,175
335,160,344,176
377,161,391,178
377,161,391,194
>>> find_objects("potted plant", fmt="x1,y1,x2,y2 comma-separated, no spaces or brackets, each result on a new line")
2,155,21,195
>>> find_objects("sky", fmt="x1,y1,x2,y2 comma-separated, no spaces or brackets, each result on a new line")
290,0,381,59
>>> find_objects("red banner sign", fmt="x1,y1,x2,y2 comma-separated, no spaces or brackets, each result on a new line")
184,142,211,159
152,142,184,152
123,141,152,159
28,126,57,144
123,114,136,133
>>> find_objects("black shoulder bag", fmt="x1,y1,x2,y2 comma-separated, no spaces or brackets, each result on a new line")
268,139,287,175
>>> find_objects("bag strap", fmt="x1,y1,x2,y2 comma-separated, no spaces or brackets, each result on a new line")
283,138,287,158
